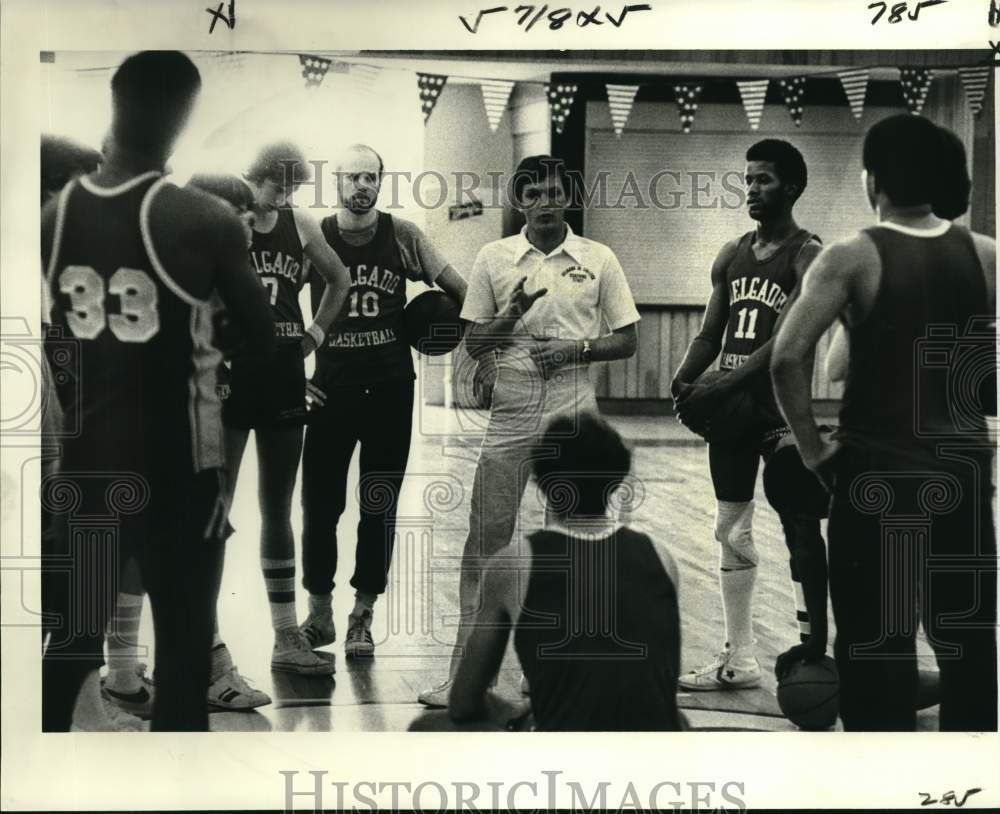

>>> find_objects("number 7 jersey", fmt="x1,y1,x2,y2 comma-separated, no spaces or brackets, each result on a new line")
45,171,224,476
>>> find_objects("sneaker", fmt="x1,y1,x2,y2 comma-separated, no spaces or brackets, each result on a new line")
207,666,272,710
101,663,155,719
271,627,337,675
344,610,374,659
417,679,453,708
300,611,336,648
678,644,761,691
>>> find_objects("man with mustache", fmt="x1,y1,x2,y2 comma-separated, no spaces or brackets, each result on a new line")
671,139,825,691
299,143,467,658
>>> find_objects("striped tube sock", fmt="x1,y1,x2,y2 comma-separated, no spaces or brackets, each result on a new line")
262,557,298,631
105,592,144,692
792,577,811,643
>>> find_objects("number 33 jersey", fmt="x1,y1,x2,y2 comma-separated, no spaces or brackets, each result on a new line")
45,171,223,475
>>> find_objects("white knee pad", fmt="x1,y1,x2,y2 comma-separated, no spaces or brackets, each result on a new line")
716,500,758,570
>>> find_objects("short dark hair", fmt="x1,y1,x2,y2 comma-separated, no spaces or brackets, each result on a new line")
511,154,569,205
746,139,808,199
245,141,312,188
931,126,971,220
110,51,201,153
532,413,632,519
341,143,385,180
186,173,255,211
41,135,102,203
862,114,942,207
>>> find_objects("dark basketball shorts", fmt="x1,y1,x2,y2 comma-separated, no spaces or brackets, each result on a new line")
220,342,307,430
708,422,790,503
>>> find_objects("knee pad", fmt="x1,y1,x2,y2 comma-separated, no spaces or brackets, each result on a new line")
716,500,758,570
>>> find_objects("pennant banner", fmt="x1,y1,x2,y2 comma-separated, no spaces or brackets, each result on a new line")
672,84,702,133
957,65,991,116
417,73,448,123
606,83,640,137
838,68,870,121
546,82,579,135
735,79,768,131
778,76,806,126
899,68,933,115
300,54,331,88
479,79,515,132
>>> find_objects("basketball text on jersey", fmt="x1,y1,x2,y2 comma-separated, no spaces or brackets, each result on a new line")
729,275,789,313
275,321,303,338
720,352,750,370
326,327,398,348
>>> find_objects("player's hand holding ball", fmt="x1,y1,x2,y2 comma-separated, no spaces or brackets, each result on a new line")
775,639,825,681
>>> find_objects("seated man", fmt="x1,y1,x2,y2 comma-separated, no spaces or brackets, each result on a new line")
446,413,685,731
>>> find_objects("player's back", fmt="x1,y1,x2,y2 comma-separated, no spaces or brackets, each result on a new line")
45,171,223,477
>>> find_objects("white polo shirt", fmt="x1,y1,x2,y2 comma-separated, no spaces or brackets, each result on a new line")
461,224,641,352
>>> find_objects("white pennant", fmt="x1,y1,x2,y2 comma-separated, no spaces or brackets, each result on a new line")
957,65,991,116
479,79,515,132
735,79,769,131
605,83,639,137
837,68,870,121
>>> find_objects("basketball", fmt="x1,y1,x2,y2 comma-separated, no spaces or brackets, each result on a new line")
776,655,840,730
763,431,832,519
402,290,465,356
694,370,758,443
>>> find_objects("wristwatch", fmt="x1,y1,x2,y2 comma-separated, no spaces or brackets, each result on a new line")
580,339,592,364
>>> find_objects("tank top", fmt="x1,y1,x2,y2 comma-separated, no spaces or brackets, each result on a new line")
311,212,415,388
249,208,306,343
839,223,991,459
514,527,683,731
45,172,223,476
720,228,817,426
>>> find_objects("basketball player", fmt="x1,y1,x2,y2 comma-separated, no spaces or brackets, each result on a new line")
41,51,275,731
299,143,466,658
671,139,824,690
772,115,996,731
448,413,684,731
419,154,640,706
221,142,351,676
100,174,271,719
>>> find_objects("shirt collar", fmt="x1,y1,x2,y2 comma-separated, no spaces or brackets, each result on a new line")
514,222,585,264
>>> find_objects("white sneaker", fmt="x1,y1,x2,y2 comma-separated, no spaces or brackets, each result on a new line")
207,666,272,710
678,643,761,691
271,627,336,675
101,663,155,719
417,679,452,708
300,611,336,648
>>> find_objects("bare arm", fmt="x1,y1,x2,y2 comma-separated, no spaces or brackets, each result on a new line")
297,211,351,354
464,276,548,359
434,264,468,305
670,240,739,394
772,238,869,466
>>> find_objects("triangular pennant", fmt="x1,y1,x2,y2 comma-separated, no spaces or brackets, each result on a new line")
958,65,991,117
417,73,448,123
299,54,331,88
778,76,807,126
349,63,382,94
605,83,640,137
837,68,869,121
899,68,933,115
545,82,579,135
735,79,769,131
672,84,702,133
479,79,515,132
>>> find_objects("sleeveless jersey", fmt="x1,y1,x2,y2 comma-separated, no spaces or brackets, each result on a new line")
720,228,816,425
840,224,991,456
45,172,223,476
311,212,415,388
514,528,683,731
249,208,306,343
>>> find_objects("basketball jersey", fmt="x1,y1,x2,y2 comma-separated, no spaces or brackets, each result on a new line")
311,212,415,388
249,208,306,343
720,228,816,425
840,224,991,457
45,172,223,476
514,528,683,731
